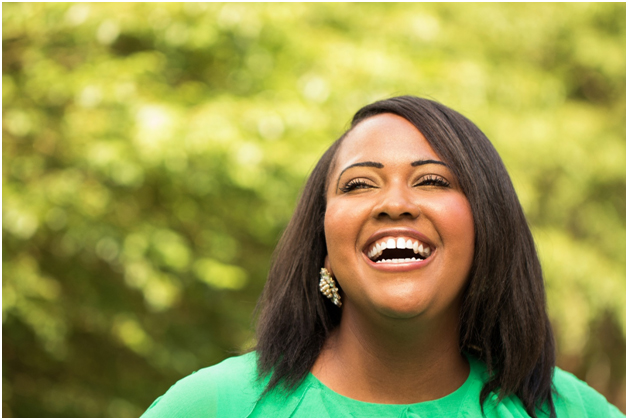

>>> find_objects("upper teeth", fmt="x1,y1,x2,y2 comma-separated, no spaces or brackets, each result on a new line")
366,237,432,261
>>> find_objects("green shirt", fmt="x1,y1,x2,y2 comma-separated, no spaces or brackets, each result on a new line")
141,352,624,418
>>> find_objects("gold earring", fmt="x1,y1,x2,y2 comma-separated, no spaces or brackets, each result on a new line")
319,268,342,307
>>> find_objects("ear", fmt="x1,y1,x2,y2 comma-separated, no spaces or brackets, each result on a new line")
323,255,341,291
324,255,333,277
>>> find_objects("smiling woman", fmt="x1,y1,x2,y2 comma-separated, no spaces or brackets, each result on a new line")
141,96,623,418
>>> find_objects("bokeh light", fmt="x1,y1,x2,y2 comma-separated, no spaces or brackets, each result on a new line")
3,3,625,416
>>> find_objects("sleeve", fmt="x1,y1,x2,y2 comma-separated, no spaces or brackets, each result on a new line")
140,353,264,418
552,368,625,418
140,368,219,418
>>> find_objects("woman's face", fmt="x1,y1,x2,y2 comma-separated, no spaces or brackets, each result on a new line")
324,113,475,322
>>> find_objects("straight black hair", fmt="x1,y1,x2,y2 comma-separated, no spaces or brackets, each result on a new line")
255,96,556,417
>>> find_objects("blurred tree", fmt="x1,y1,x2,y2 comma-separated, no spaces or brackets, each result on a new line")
2,3,625,417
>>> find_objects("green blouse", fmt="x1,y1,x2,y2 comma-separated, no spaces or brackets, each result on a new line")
141,352,624,418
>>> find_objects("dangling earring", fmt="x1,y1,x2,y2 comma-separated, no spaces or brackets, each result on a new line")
319,268,342,307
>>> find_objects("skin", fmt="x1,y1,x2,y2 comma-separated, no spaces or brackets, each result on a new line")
311,113,475,404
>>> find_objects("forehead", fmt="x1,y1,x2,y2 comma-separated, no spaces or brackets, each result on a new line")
332,113,440,171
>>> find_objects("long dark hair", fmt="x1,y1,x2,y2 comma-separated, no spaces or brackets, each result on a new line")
255,96,556,417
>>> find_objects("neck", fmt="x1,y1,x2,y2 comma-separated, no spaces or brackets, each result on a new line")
311,304,469,404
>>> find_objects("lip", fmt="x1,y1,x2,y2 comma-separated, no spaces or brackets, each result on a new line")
361,227,436,272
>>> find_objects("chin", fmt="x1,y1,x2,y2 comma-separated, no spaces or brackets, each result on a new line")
378,304,431,319
370,292,433,320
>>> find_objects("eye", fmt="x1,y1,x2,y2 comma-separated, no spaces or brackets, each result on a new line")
339,178,376,193
415,174,450,188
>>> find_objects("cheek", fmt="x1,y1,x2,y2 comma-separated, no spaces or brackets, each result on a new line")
323,200,369,259
324,202,352,252
431,195,475,250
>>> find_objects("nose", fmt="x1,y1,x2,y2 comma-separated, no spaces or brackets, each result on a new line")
371,184,420,220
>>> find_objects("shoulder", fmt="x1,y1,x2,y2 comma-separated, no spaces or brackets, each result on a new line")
141,352,266,418
552,367,624,418
468,355,624,418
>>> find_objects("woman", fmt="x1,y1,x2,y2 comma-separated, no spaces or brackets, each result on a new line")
142,96,623,418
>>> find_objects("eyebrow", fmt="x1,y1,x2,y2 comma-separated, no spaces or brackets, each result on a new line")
411,159,448,168
335,159,448,190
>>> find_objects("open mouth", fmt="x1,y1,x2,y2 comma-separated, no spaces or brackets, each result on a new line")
365,237,433,264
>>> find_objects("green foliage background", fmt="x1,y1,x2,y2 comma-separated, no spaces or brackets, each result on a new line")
2,3,625,417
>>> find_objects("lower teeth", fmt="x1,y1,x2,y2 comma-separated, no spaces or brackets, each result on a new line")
375,257,424,264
